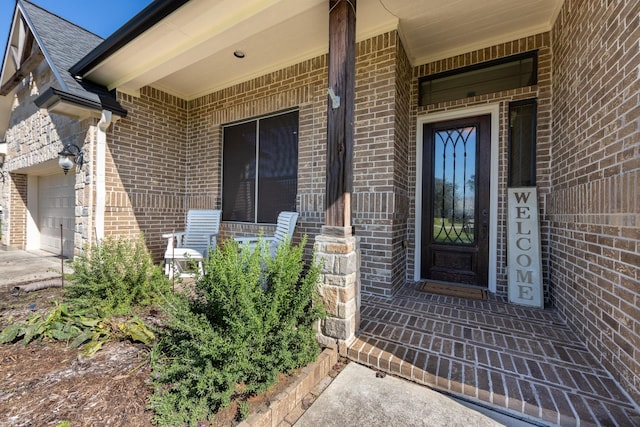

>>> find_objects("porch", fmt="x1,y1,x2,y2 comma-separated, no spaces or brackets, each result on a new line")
349,285,640,426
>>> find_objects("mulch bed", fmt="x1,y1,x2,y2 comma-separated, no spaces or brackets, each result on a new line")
0,285,337,427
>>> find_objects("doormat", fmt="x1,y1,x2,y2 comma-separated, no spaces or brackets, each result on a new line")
418,281,488,300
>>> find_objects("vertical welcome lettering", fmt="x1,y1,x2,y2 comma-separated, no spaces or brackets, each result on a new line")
507,187,543,307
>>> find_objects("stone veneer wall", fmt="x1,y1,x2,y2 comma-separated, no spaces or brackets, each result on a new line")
2,60,94,253
410,33,553,299
549,0,639,402
186,31,406,296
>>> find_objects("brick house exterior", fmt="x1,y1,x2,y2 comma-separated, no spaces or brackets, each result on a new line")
0,0,638,405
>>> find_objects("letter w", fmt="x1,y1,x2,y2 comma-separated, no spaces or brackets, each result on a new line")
513,192,531,203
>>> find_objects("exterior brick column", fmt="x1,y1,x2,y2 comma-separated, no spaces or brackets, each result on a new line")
314,226,360,355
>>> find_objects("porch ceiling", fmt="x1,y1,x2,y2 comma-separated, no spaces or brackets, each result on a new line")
82,0,563,100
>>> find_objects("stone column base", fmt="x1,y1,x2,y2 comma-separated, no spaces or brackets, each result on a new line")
314,226,360,355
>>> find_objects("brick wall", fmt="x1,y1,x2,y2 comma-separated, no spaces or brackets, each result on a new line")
186,32,405,295
186,57,327,250
6,173,27,248
549,0,639,402
391,37,412,295
109,87,188,258
410,33,553,298
352,32,407,296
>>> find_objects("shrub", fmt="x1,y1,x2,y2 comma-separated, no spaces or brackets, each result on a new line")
66,234,171,315
0,235,166,354
150,236,324,426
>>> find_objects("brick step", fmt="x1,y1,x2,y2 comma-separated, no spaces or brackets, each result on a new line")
360,304,611,377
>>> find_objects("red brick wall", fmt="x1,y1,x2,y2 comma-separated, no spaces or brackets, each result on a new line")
411,33,553,298
549,0,640,402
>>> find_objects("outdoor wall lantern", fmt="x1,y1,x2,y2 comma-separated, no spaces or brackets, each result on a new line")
58,143,84,175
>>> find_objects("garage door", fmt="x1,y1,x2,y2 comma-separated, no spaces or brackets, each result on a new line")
38,174,75,257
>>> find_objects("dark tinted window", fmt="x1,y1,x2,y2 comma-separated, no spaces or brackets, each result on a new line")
508,99,537,187
419,51,537,106
222,110,298,223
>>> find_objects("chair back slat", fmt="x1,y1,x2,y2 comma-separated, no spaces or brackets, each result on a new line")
183,209,222,252
272,211,299,245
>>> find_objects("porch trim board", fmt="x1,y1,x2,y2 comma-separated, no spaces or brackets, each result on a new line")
414,104,500,293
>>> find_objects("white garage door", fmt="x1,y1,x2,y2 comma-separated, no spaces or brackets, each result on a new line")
38,174,75,257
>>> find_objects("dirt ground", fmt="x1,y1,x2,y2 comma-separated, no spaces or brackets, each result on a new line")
0,286,155,427
0,285,336,427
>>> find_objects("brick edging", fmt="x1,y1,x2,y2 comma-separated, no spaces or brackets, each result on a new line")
238,347,338,427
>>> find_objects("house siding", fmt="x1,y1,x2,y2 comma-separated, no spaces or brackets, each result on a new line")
410,33,553,299
549,0,640,402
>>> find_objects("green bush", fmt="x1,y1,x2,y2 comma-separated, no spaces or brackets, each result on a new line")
150,236,325,426
66,234,171,315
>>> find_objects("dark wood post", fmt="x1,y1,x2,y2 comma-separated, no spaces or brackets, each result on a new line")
325,0,356,229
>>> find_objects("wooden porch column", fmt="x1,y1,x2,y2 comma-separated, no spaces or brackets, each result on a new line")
325,0,356,229
316,0,360,355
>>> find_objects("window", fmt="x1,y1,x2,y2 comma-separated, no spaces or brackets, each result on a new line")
222,110,298,223
419,51,538,106
508,99,537,187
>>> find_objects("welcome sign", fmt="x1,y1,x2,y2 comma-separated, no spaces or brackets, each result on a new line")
507,187,543,307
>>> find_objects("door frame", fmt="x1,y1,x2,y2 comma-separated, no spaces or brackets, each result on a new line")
415,104,499,293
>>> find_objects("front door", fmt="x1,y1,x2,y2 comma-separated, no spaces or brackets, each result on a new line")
421,115,491,286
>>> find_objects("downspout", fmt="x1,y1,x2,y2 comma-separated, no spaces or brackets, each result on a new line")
96,110,112,240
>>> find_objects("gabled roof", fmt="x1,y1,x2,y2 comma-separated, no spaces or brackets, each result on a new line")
0,0,126,139
19,0,103,98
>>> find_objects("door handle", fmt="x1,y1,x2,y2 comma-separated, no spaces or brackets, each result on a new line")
481,209,489,240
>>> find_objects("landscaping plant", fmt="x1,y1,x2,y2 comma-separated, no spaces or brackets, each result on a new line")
66,234,170,316
0,235,169,354
149,236,325,427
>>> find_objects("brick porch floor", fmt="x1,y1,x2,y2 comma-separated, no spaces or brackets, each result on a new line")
347,285,640,426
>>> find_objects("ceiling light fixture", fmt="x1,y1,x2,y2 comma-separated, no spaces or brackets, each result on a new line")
233,50,246,59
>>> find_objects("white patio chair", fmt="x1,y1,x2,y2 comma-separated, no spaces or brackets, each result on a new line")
235,211,299,256
163,209,222,279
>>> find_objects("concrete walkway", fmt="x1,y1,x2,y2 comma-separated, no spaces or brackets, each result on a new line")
0,248,67,290
294,362,536,427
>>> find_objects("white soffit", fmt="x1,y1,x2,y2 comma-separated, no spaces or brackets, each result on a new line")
83,0,562,100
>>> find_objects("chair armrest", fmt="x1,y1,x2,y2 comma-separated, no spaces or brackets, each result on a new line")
163,231,185,252
162,232,185,239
